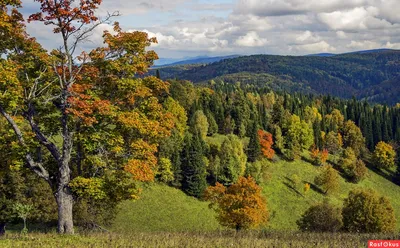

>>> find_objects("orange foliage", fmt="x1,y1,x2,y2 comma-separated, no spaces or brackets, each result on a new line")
204,176,269,230
28,0,101,33
257,129,275,159
310,147,329,165
124,159,155,182
321,149,329,164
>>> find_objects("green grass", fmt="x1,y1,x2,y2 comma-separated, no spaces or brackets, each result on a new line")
111,183,222,233
263,155,400,231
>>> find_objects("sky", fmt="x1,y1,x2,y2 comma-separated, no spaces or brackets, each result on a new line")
21,0,400,59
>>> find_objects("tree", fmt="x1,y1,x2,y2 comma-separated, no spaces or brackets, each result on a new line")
310,147,328,166
13,203,33,234
373,141,396,170
0,1,174,233
339,148,367,183
191,110,209,140
297,200,342,232
247,121,261,162
324,131,343,154
180,132,207,198
258,130,275,159
204,177,269,230
342,121,365,157
314,165,340,195
342,189,396,233
218,135,247,184
285,115,314,160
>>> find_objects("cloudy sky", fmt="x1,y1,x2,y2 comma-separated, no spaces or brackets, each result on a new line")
22,0,400,59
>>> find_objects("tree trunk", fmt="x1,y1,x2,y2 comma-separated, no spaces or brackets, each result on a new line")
55,187,74,234
0,223,5,236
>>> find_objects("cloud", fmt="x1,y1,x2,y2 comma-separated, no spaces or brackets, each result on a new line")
235,0,367,17
318,7,392,31
290,41,336,53
347,40,382,49
336,31,347,39
20,0,400,58
296,31,320,43
98,0,188,15
235,31,268,47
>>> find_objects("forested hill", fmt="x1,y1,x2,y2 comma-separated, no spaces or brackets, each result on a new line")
153,50,400,105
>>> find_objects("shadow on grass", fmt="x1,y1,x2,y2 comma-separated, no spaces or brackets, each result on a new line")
300,155,316,166
282,177,305,198
364,161,395,183
303,180,325,195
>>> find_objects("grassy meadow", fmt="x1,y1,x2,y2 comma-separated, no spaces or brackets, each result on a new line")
2,152,400,247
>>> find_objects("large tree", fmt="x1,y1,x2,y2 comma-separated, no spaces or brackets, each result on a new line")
0,0,174,233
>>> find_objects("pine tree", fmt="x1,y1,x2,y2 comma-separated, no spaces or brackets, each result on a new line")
247,121,261,162
180,132,207,198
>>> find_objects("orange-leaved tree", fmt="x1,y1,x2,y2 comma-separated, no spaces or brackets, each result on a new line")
204,176,269,230
0,0,174,233
257,129,274,159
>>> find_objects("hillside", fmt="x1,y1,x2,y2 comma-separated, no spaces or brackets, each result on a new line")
153,55,240,68
153,50,400,104
113,154,400,232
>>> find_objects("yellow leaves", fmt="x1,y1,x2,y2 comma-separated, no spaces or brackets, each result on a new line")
373,141,396,169
69,177,106,200
117,111,172,139
0,60,23,109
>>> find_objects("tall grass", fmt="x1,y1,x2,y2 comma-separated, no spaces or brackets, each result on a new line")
1,231,399,248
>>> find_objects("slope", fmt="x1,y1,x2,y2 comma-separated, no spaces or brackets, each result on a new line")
113,155,400,232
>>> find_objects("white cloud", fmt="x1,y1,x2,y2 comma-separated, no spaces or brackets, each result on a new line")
296,31,320,43
235,31,268,47
346,40,382,49
235,0,368,16
385,42,400,49
336,31,347,39
317,7,392,31
291,41,336,53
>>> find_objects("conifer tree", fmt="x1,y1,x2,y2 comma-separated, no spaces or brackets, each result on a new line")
180,132,207,197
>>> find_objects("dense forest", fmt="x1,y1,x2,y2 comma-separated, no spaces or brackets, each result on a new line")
153,50,400,105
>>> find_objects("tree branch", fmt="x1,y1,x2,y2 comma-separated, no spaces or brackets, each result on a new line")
0,104,50,183
25,103,61,162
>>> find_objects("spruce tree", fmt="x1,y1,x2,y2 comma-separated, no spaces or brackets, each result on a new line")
180,132,207,198
247,121,261,162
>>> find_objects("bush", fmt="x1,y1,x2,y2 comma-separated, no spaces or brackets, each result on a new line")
297,200,342,232
314,165,340,195
342,189,396,233
339,148,368,182
373,141,396,170
204,176,269,230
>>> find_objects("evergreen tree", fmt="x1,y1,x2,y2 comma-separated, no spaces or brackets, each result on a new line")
180,132,207,198
247,121,261,162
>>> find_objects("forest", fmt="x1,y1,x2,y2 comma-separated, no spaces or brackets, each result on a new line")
0,0,400,247
153,51,400,105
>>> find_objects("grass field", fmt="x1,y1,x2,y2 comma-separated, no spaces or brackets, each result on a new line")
2,153,400,247
263,156,400,230
112,183,222,233
1,231,399,248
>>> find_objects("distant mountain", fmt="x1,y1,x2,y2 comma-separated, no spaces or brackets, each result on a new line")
153,55,241,67
152,49,400,105
306,53,336,57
